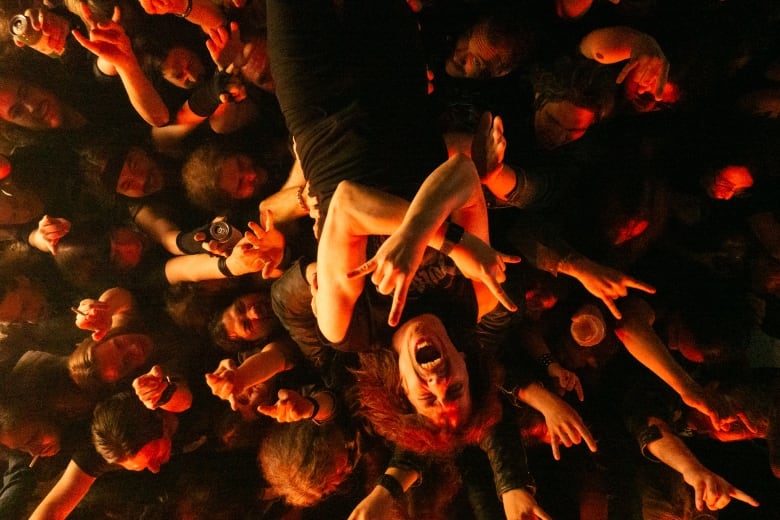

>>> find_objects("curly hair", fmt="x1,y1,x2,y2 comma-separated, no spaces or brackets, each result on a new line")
258,420,354,507
351,331,503,457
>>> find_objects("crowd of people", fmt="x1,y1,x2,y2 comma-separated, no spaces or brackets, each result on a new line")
0,0,778,518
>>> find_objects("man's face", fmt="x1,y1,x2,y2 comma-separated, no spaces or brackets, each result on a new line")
94,333,153,383
217,154,269,200
392,314,472,430
0,276,49,323
118,437,171,473
116,148,165,198
161,46,206,89
534,100,596,150
445,23,513,79
221,292,278,342
110,227,146,272
0,77,65,129
0,418,60,458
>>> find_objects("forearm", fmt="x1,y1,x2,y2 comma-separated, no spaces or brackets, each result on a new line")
151,102,206,153
614,317,699,399
579,25,647,63
234,342,295,392
645,418,705,476
133,205,182,255
164,254,225,284
29,461,96,520
116,63,170,127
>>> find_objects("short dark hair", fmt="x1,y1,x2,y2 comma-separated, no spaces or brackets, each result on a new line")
92,392,164,464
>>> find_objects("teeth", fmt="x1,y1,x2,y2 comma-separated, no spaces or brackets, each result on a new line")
420,358,442,370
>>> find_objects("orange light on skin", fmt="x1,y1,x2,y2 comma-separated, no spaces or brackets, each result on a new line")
612,218,649,246
0,154,10,180
706,165,754,201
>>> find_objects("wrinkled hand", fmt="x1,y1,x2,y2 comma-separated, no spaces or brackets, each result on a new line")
132,365,170,409
615,34,669,100
348,485,407,520
206,22,246,71
682,466,759,511
255,389,315,423
72,5,136,71
548,363,584,401
205,358,243,410
37,215,71,255
13,8,70,56
471,111,506,182
539,392,598,460
73,299,112,340
501,488,552,520
347,228,428,327
568,257,655,319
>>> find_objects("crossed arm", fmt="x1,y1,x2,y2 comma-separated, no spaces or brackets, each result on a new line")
314,153,519,344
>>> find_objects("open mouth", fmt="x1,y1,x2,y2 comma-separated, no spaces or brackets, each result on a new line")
415,343,442,371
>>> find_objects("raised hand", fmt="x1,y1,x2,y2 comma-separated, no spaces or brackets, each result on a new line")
132,365,170,409
682,466,759,511
548,363,585,402
501,488,553,520
35,215,71,255
205,358,242,410
12,8,70,57
255,389,315,423
347,227,428,327
615,34,670,100
206,22,246,72
73,299,112,340
72,5,136,72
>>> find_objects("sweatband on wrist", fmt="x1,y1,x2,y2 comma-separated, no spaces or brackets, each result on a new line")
305,396,320,421
217,256,236,278
188,71,231,117
176,224,210,254
176,0,192,18
375,474,404,500
439,221,464,257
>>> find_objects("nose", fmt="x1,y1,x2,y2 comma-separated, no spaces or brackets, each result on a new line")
246,305,259,320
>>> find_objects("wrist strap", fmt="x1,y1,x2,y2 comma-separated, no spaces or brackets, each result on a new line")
375,474,404,500
305,396,320,421
439,221,464,257
217,256,236,278
156,377,178,407
176,0,193,18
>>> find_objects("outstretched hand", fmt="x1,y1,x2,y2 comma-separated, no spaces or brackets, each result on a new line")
682,466,759,511
72,5,136,72
615,34,670,100
255,389,315,423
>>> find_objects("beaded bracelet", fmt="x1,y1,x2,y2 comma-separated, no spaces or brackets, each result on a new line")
439,221,464,257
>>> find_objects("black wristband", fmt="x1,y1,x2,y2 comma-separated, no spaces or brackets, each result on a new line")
375,474,404,500
176,224,210,255
175,0,192,17
439,221,464,256
188,71,231,117
217,256,236,278
156,378,177,407
305,396,320,421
